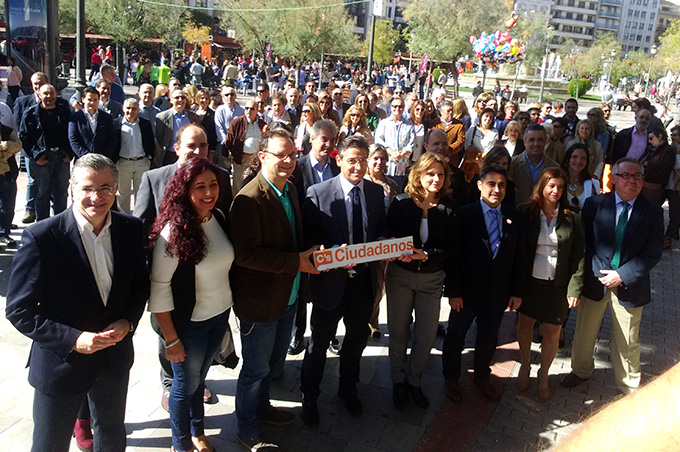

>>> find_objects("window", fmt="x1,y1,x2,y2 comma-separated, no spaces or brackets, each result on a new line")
628,9,633,15
653,0,657,6
623,33,629,39
566,12,573,18
626,21,631,27
387,6,392,16
574,26,583,33
634,10,639,16
564,25,573,32
646,36,651,42
650,13,655,19
641,11,646,18
637,34,642,41
576,13,583,20
517,3,527,10
649,24,653,31
568,0,575,6
578,1,585,6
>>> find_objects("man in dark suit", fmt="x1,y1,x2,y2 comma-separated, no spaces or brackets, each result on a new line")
223,99,266,194
68,87,117,159
289,119,340,355
300,135,388,425
561,158,663,394
133,123,231,410
229,128,319,451
442,164,525,402
5,153,149,452
112,98,155,214
95,79,123,120
608,108,652,164
154,89,201,167
14,71,70,224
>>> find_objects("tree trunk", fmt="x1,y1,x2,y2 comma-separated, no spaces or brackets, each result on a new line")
452,68,459,98
511,61,522,100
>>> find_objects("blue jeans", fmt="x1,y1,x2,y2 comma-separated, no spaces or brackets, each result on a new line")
0,172,16,235
169,311,229,452
23,152,37,213
31,152,69,221
236,300,297,438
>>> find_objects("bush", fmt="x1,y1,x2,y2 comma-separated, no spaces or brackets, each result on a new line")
567,78,592,98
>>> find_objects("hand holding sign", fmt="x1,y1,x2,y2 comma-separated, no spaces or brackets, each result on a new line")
299,246,321,274
313,237,414,271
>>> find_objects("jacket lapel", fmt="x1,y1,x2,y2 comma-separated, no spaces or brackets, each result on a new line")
258,173,294,239
331,177,350,244
105,213,125,311
474,202,493,257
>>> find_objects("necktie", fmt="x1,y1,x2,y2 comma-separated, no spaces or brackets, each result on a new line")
610,202,630,270
487,209,501,257
351,186,363,244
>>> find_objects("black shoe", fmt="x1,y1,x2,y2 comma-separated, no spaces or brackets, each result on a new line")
560,372,588,388
410,384,430,408
288,337,305,355
10,223,17,229
437,323,447,336
300,398,319,427
328,338,341,355
392,383,409,410
0,236,17,247
338,388,362,415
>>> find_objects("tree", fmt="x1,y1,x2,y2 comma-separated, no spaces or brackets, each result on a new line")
568,32,620,80
183,21,212,47
365,20,400,66
404,0,506,96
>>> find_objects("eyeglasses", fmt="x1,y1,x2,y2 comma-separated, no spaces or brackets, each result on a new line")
244,106,255,110
78,185,116,197
257,90,266,93
602,109,611,113
391,105,404,109
302,109,311,114
614,172,644,181
343,158,368,166
319,100,330,104
225,92,236,97
333,92,343,96
264,151,297,161
349,113,360,117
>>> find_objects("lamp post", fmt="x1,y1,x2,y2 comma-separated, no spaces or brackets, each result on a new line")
538,27,553,102
644,44,658,98
608,49,616,87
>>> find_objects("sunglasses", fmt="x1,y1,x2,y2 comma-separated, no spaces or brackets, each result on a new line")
302,109,311,113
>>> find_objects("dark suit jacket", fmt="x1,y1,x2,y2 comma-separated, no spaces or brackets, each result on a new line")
154,108,201,167
609,126,634,164
5,208,149,395
445,201,525,312
133,162,233,235
579,193,663,307
523,206,584,297
100,100,123,120
223,115,267,164
229,172,308,322
20,102,73,161
113,116,155,162
292,153,340,207
68,109,117,158
508,152,560,205
302,176,388,310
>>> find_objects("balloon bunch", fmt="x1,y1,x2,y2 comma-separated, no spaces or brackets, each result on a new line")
470,12,525,70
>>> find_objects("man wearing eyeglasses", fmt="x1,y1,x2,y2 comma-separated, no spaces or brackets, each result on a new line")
6,153,150,451
300,135,388,426
561,157,663,394
224,100,267,194
331,88,351,124
229,128,320,451
215,85,245,168
154,89,201,167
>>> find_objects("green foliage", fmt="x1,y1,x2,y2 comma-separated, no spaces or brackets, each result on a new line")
567,78,592,98
365,20,400,66
512,12,555,69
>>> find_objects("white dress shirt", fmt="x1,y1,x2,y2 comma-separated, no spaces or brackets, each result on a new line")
73,207,114,306
119,119,145,158
339,176,368,244
532,210,558,280
84,109,98,133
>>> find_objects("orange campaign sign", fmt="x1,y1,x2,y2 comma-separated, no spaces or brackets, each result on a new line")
313,237,414,271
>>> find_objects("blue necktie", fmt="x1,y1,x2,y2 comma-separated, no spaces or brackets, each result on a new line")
610,202,629,270
488,209,501,257
351,186,363,244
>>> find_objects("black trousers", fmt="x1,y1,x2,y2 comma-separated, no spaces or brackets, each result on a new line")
300,272,373,401
441,303,505,382
32,370,129,452
291,298,307,343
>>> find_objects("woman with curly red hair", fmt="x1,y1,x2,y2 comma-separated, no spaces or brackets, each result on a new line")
148,156,233,452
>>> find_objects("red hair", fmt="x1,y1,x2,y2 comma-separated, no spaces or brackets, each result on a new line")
148,157,219,264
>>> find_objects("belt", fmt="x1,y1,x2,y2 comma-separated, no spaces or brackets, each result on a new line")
48,147,60,153
119,155,147,161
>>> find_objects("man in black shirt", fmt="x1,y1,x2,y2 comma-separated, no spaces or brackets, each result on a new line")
19,84,73,221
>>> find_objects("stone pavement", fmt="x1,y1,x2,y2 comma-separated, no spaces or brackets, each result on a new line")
0,77,677,451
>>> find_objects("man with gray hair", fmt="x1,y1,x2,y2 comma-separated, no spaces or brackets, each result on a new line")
113,98,155,213
223,99,266,193
6,153,149,452
154,89,201,167
432,99,466,165
508,123,559,205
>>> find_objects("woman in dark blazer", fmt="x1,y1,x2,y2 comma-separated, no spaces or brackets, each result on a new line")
640,127,676,206
517,167,584,401
194,88,218,158
385,152,458,410
148,157,234,452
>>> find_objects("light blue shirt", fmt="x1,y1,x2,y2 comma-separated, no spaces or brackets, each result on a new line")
309,153,334,184
480,198,502,239
172,108,190,147
525,152,546,184
215,103,245,143
614,192,636,227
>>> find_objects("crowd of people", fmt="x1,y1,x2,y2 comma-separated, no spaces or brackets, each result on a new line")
2,59,673,452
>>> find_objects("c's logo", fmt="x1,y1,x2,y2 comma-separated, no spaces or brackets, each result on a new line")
315,249,334,266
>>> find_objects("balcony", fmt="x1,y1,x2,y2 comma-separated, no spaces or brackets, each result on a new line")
557,30,596,40
597,20,618,30
600,0,622,5
599,10,620,18
552,16,597,27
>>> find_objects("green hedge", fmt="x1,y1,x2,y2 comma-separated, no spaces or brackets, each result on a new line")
567,78,592,98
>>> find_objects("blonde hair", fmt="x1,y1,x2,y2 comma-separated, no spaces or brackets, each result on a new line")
451,98,469,120
342,105,367,129
405,152,452,202
303,101,322,124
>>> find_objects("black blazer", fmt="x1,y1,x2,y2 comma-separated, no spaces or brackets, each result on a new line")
609,126,634,164
303,176,388,310
68,109,117,158
386,193,459,273
200,108,218,153
579,193,663,307
5,209,150,395
113,116,155,162
292,153,340,206
444,200,525,311
523,206,584,297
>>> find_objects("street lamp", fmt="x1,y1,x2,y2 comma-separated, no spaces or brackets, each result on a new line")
644,44,658,98
607,49,616,88
538,26,553,102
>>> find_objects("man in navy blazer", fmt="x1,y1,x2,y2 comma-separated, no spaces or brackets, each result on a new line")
561,158,663,394
288,119,340,355
68,87,117,159
442,164,525,402
5,154,149,452
300,135,388,425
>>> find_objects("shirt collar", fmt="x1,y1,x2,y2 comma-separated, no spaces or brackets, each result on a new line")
172,108,186,118
73,206,112,237
339,174,364,196
480,198,500,216
84,109,98,121
122,117,138,127
262,172,288,198
309,152,330,170
614,192,637,209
